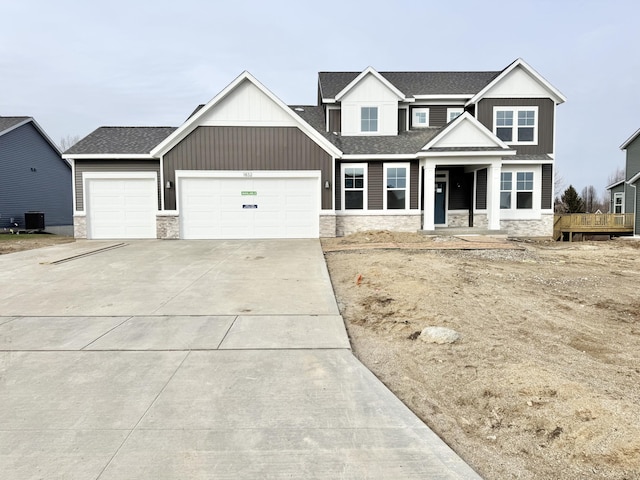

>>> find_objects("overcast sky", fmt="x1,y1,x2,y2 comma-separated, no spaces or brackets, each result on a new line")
2,0,639,195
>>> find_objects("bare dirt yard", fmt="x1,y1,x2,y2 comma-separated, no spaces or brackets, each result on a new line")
322,232,640,480
0,233,74,255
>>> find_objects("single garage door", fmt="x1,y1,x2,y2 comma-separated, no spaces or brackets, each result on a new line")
179,175,319,239
86,178,157,239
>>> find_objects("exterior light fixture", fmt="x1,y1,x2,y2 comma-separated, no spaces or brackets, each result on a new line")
324,180,330,189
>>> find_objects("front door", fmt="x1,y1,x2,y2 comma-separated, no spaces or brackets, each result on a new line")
434,181,446,225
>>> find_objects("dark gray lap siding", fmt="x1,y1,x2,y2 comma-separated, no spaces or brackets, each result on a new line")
335,160,419,211
477,98,555,155
541,164,553,209
162,126,333,210
74,160,161,211
447,168,472,210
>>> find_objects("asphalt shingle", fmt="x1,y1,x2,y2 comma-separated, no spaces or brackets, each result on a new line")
289,105,442,155
65,127,177,155
318,71,500,99
0,117,31,134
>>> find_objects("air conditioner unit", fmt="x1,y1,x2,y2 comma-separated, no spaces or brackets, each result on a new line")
25,212,45,230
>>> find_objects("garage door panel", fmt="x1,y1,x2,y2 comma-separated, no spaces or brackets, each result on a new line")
180,176,318,239
87,178,156,239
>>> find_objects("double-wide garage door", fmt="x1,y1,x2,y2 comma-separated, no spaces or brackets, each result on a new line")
179,176,319,239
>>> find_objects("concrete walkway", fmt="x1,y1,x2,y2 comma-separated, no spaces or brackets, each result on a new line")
0,240,481,479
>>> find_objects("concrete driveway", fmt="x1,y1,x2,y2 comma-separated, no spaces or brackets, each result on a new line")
0,240,480,479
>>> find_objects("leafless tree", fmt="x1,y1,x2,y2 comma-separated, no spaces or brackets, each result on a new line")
554,168,566,198
607,166,625,185
59,134,81,152
580,185,605,213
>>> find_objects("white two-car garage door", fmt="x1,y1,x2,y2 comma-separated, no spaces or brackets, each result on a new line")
179,174,319,239
85,177,157,239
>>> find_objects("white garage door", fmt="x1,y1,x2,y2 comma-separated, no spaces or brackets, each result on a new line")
86,178,157,239
179,176,319,239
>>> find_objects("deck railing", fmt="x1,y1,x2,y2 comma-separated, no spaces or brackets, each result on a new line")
554,213,634,240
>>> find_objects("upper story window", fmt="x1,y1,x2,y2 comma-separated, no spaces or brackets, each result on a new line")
412,108,429,128
501,171,534,209
384,163,410,209
343,164,367,210
447,108,463,122
494,107,538,144
361,107,378,132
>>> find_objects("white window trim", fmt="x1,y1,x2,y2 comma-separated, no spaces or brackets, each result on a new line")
342,163,368,211
499,166,541,220
493,106,539,145
447,108,464,123
326,105,341,133
412,107,430,128
613,192,624,213
383,162,411,210
500,172,513,210
360,106,379,133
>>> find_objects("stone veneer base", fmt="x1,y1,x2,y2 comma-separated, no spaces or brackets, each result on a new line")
336,214,421,237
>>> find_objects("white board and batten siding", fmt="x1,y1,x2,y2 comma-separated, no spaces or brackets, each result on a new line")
340,74,400,136
178,171,320,239
84,172,157,239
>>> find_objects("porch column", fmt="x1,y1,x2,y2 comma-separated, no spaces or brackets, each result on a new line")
487,162,502,230
423,163,436,231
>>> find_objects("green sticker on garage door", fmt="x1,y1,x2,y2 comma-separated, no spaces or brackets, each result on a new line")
241,191,257,196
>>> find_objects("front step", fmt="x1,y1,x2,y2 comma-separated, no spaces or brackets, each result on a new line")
420,227,508,236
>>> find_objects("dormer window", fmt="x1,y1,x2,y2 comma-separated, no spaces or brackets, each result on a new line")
412,108,429,128
361,107,378,132
447,108,463,122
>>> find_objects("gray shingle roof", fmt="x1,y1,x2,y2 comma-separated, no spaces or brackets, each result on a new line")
318,71,500,99
332,129,441,155
502,154,552,161
65,127,177,155
0,116,31,134
428,147,508,152
289,105,442,155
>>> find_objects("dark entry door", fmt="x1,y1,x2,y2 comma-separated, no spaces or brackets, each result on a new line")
434,182,446,224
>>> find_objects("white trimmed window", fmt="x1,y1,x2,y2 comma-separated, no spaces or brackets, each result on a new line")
343,164,367,210
516,171,534,208
412,108,429,127
500,172,512,209
501,171,534,210
613,192,624,213
384,163,410,210
494,107,538,144
447,108,463,122
361,107,378,132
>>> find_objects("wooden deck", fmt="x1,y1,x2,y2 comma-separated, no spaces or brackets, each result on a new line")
554,213,634,241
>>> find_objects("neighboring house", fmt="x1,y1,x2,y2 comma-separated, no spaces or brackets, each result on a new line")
63,58,565,240
607,129,640,236
0,117,73,235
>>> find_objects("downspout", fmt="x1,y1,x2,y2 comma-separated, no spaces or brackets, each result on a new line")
630,182,638,236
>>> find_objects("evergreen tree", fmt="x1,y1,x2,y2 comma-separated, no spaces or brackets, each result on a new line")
560,185,585,213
